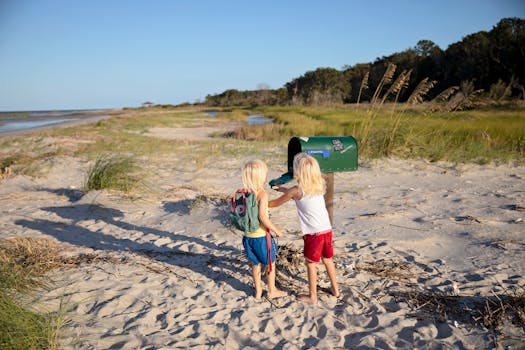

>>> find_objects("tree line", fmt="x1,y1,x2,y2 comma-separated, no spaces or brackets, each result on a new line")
203,18,524,109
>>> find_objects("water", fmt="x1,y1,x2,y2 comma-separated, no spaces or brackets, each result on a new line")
201,111,272,125
202,110,218,117
247,114,272,125
0,110,273,134
0,118,75,133
0,110,106,134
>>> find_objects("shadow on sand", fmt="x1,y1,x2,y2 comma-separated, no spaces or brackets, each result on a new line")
15,199,252,295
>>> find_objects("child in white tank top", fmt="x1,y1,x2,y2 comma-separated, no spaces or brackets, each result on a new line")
269,153,340,304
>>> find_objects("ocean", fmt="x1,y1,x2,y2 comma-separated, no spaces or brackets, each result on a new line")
0,110,107,134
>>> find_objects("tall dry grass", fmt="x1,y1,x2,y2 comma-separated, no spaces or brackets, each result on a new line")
356,71,369,105
358,63,437,156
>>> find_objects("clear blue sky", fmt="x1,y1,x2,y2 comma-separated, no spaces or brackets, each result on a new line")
0,0,523,111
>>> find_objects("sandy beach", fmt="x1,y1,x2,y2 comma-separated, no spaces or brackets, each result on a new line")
1,120,524,349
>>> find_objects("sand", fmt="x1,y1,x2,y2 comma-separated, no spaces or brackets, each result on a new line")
0,122,524,349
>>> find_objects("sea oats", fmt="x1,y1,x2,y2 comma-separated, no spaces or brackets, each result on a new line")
431,86,459,104
371,63,397,106
357,71,370,105
407,78,437,104
381,69,412,105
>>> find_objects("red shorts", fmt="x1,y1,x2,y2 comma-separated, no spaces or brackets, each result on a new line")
303,230,334,263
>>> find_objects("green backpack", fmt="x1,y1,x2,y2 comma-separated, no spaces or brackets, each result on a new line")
229,189,260,233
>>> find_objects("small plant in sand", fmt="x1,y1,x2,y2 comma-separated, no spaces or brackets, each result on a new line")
0,238,64,350
0,237,129,349
0,151,49,179
84,154,144,193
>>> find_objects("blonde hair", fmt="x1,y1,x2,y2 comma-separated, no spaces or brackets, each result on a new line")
293,153,325,196
242,159,268,193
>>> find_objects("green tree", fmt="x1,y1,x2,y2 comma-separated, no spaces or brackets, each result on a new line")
285,68,349,105
344,63,371,103
204,17,525,106
415,39,441,57
487,18,525,94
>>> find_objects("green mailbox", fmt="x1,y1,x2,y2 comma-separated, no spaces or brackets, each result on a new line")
269,136,358,187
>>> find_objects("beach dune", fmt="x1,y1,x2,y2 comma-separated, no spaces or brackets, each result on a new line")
1,124,524,349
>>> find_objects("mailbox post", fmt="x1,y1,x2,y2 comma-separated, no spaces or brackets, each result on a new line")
269,136,358,225
324,172,335,225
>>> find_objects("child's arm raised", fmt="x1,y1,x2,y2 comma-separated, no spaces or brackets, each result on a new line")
268,186,300,208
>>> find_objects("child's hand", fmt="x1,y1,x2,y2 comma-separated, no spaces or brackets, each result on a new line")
273,185,287,193
274,229,283,237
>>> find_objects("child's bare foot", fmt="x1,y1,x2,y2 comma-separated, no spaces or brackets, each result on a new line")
331,287,340,298
267,289,286,299
297,294,317,304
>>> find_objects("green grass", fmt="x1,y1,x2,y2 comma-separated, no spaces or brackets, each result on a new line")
68,108,284,174
1,107,285,182
0,293,58,350
0,112,32,117
2,105,523,184
53,108,248,158
248,105,525,164
84,154,144,193
0,238,66,350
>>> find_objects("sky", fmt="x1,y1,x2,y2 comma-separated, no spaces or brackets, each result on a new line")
0,0,524,111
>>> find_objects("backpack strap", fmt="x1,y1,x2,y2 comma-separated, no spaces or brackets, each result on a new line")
265,228,272,274
230,189,247,213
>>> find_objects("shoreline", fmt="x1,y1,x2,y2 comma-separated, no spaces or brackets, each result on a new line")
0,110,118,138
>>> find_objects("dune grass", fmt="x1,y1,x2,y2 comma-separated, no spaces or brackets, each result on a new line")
0,138,59,178
84,154,144,193
0,107,284,184
0,238,67,350
66,108,284,174
0,295,58,350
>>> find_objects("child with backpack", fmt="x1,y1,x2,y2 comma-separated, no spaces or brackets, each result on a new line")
269,153,340,304
235,159,286,300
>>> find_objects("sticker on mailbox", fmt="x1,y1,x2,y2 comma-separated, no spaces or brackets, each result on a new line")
305,150,330,158
332,139,344,151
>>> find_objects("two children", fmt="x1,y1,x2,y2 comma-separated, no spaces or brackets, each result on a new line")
240,154,339,304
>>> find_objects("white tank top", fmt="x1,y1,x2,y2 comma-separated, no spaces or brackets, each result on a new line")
294,193,332,235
